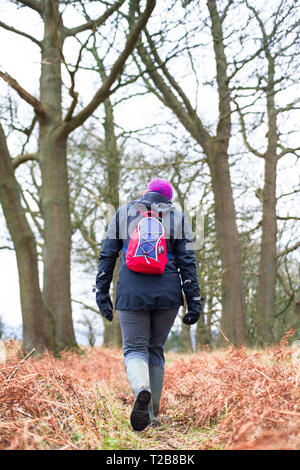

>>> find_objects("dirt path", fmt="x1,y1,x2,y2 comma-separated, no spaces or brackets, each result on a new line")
100,387,223,451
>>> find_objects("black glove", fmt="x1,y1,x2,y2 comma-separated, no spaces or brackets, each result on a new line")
182,297,204,325
96,291,113,322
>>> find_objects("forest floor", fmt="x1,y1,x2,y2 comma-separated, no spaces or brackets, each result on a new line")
0,337,299,450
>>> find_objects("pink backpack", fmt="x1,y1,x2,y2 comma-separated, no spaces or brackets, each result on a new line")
124,210,168,275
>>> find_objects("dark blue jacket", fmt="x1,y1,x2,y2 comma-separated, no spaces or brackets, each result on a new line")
96,192,201,311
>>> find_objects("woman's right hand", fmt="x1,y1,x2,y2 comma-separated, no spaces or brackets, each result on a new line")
96,292,113,322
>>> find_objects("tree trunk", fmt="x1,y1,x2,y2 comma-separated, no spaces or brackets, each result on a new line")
207,0,246,345
180,323,193,352
103,258,122,347
0,124,55,352
103,91,121,212
208,140,246,345
194,249,210,348
40,133,75,350
39,0,75,350
291,281,300,333
100,73,122,348
256,155,277,344
196,295,212,348
256,58,278,345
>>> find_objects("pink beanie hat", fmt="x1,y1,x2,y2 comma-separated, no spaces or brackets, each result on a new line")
146,178,173,201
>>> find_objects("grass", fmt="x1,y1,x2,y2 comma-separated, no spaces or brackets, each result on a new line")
0,339,299,450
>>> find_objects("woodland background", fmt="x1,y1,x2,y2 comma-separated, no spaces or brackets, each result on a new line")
0,0,299,354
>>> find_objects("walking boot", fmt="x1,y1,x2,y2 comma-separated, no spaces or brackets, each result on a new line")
148,366,164,427
125,357,151,431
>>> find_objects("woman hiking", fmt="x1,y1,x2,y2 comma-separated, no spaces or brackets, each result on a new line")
95,178,202,431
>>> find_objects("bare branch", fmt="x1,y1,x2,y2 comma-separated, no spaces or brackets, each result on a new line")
12,153,39,170
278,146,300,159
277,241,300,258
274,295,294,318
235,100,265,158
15,0,42,15
276,97,300,115
144,29,198,120
72,298,99,314
21,115,38,154
63,34,94,122
277,189,300,200
0,71,46,117
135,28,211,150
240,221,262,237
60,0,156,136
64,0,125,37
7,348,36,381
20,187,44,238
0,21,42,48
277,215,300,221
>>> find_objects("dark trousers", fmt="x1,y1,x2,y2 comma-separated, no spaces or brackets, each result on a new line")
118,309,179,367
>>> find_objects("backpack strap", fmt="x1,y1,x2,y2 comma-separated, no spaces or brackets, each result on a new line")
139,209,160,218
123,243,172,259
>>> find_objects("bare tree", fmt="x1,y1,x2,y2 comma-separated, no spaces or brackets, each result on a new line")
129,0,246,344
0,0,156,351
0,123,55,351
235,0,300,344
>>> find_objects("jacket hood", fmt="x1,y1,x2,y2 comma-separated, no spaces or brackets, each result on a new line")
116,191,179,241
132,191,174,216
